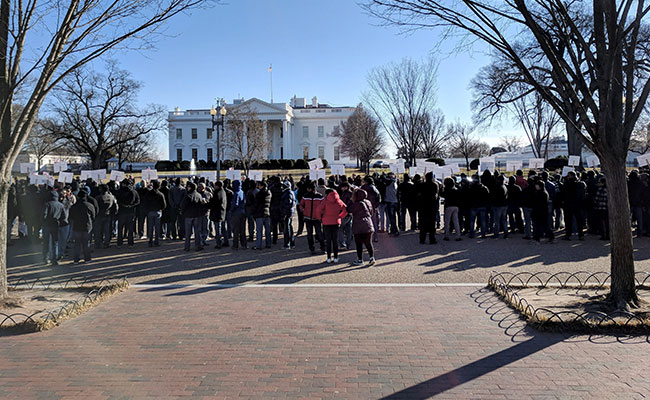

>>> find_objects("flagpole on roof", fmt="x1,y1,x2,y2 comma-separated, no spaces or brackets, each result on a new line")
268,64,273,103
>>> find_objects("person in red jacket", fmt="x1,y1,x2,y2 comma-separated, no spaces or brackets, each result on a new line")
316,188,347,263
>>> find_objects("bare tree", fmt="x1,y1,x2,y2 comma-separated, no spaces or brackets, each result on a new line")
364,57,438,167
417,108,449,158
224,103,270,175
0,0,210,299
332,103,384,174
22,119,66,171
448,121,487,169
113,127,157,169
44,63,165,169
498,135,523,153
364,0,650,308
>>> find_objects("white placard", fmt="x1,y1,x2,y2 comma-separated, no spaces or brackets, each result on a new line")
586,156,600,168
199,171,217,182
421,161,437,173
110,170,125,182
637,154,650,167
29,173,38,185
308,158,324,170
93,169,106,181
80,170,92,181
248,170,263,181
54,161,68,173
330,165,346,175
479,161,495,173
449,163,460,174
529,158,545,169
225,169,241,182
410,166,425,177
58,172,73,183
141,169,158,181
479,156,495,165
562,166,575,176
506,160,523,172
20,163,35,174
568,155,581,166
390,163,405,174
309,169,326,181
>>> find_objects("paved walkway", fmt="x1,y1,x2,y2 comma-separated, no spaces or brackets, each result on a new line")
7,231,650,285
2,285,649,399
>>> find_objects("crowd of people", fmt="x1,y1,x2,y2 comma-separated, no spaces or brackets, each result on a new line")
6,166,649,267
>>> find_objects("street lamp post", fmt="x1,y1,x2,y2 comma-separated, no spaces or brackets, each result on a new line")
210,100,227,181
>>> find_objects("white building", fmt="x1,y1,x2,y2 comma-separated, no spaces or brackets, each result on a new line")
168,96,356,165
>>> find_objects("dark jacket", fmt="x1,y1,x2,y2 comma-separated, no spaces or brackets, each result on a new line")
347,189,374,235
117,185,140,215
209,187,227,222
43,191,65,229
561,179,587,209
145,188,167,213
180,189,204,219
398,180,417,206
245,187,259,216
169,184,186,209
507,183,522,208
441,185,460,208
280,181,296,217
491,183,508,207
269,181,283,219
230,181,246,217
360,182,381,209
253,188,272,218
628,175,645,207
69,196,97,233
299,191,324,220
94,192,118,218
532,188,550,220
468,181,490,208
417,175,440,218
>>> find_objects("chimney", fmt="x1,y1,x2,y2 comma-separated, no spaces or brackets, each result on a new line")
312,96,319,108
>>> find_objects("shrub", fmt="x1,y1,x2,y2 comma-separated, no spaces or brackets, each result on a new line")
426,158,445,166
544,156,568,171
294,159,308,169
469,159,480,170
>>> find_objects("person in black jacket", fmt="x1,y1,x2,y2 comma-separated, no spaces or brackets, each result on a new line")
253,181,272,249
145,180,166,247
42,189,65,265
532,180,555,243
244,181,258,242
628,170,645,236
280,180,296,249
116,179,140,246
491,175,508,239
180,181,205,251
469,176,490,238
398,173,417,231
561,171,587,240
209,181,228,249
69,190,96,264
506,176,523,234
269,176,283,245
441,177,461,241
417,172,439,244
94,184,118,249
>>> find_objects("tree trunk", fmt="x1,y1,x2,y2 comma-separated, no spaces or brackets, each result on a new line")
0,177,9,298
566,120,582,158
601,153,638,308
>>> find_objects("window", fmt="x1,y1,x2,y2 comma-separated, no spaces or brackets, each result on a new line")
334,146,340,161
302,126,309,138
318,146,325,159
176,128,182,139
191,128,197,139
191,148,198,161
176,148,183,162
303,146,309,160
318,126,324,138
207,128,213,139
207,148,213,162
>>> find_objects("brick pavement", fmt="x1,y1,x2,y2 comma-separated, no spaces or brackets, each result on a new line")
1,285,649,399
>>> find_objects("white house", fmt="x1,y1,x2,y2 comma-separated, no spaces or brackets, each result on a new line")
168,96,356,165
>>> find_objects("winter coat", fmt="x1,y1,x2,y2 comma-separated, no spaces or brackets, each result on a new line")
347,189,374,235
468,181,490,209
441,186,461,208
43,191,65,229
398,180,417,206
69,197,97,233
180,190,204,219
299,191,324,220
253,188,272,219
209,187,227,221
360,183,381,209
230,181,246,217
245,188,259,216
507,184,522,208
145,189,167,213
417,176,440,218
490,184,508,207
561,179,587,209
628,175,645,207
316,191,347,226
384,178,398,203
169,185,186,209
94,192,118,218
531,188,549,220
280,182,296,218
269,182,283,219
116,185,140,215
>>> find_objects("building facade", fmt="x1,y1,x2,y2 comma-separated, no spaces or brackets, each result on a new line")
168,96,355,165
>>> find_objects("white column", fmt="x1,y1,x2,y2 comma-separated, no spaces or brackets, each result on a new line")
282,120,290,159
263,121,270,158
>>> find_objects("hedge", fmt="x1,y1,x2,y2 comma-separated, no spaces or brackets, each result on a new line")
155,159,328,171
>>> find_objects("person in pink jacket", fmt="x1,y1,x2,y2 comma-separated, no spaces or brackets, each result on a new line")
316,188,348,263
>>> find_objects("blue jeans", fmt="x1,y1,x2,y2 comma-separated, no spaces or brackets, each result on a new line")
42,226,58,262
255,217,271,248
147,211,162,245
338,214,353,247
184,217,203,250
387,202,399,234
632,206,645,235
469,207,487,237
523,207,533,238
58,225,71,258
492,206,508,237
378,203,387,231
118,213,135,245
212,219,226,247
283,216,294,247
94,216,111,248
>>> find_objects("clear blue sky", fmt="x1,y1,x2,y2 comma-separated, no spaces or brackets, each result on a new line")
115,0,519,156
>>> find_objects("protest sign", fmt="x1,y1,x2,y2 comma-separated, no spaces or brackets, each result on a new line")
248,170,263,181
562,166,575,176
58,172,73,183
330,164,346,175
506,160,523,172
309,169,326,181
308,158,323,170
20,163,35,174
529,158,545,169
568,155,581,166
225,169,241,181
110,170,125,182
